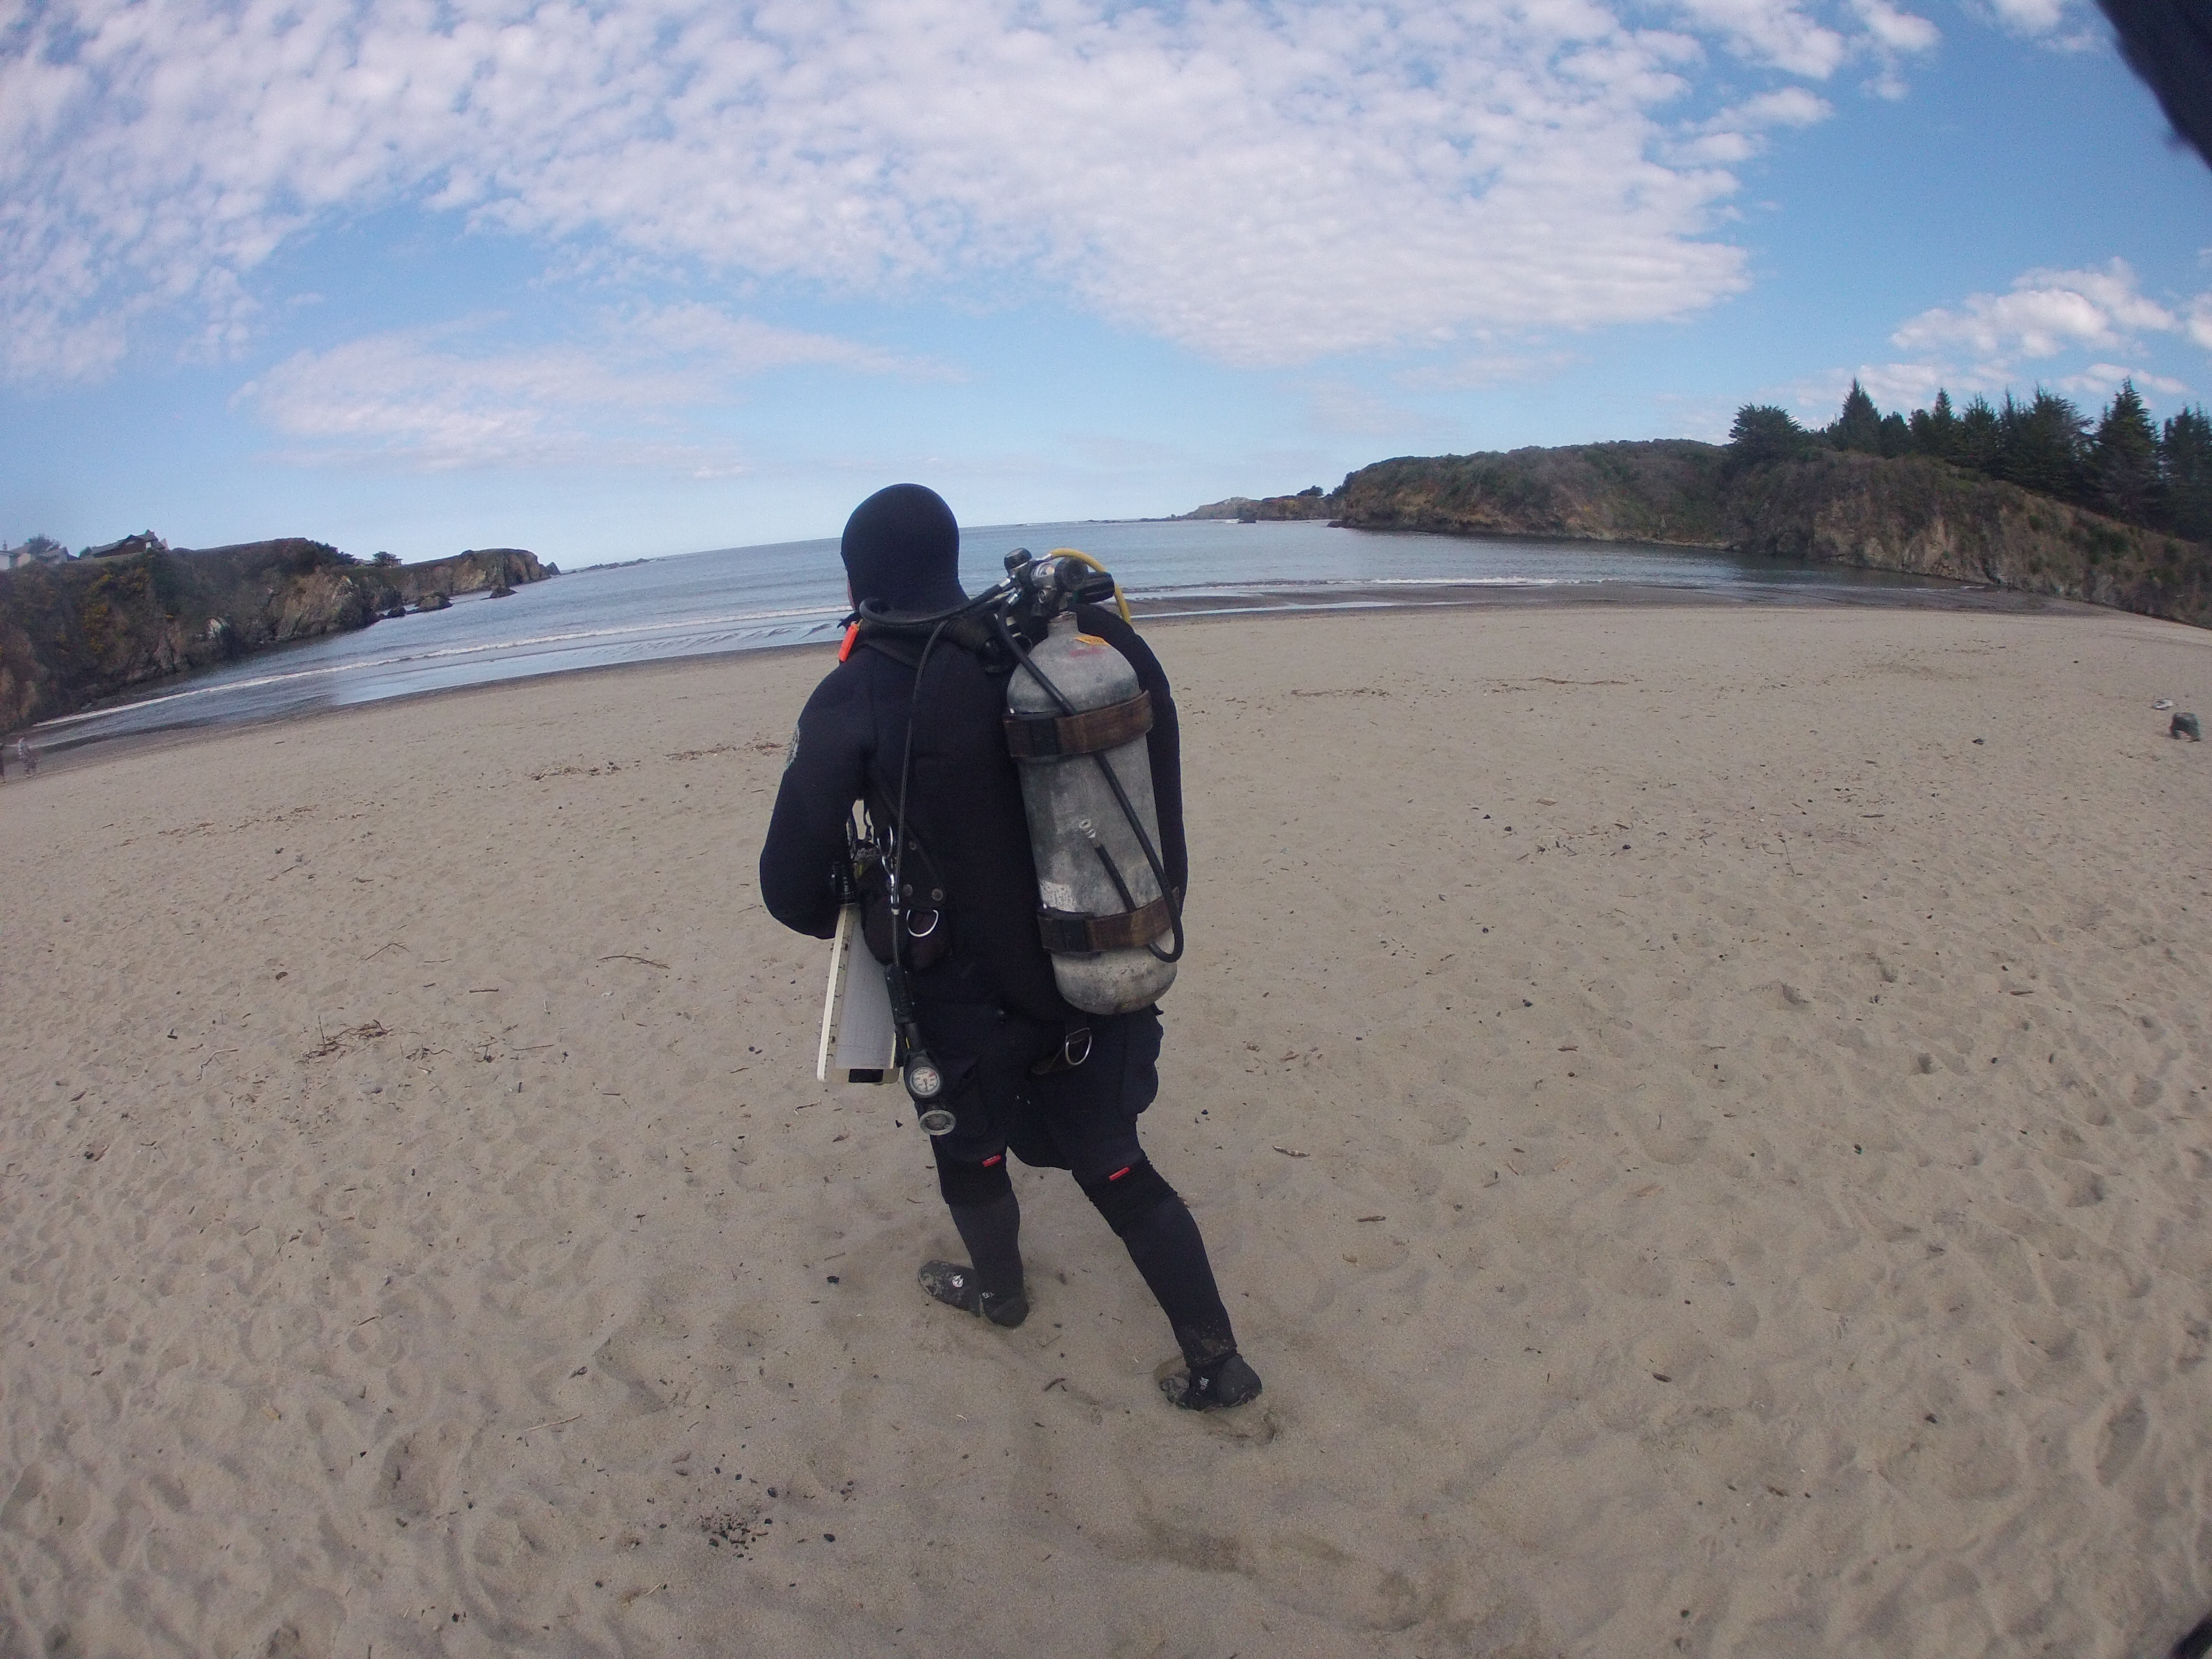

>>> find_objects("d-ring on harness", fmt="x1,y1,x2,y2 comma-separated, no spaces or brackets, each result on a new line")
1028,1025,1094,1077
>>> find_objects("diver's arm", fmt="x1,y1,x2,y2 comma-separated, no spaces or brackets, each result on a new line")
759,668,873,939
1080,604,1188,899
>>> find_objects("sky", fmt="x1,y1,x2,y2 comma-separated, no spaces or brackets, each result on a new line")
2,0,2209,567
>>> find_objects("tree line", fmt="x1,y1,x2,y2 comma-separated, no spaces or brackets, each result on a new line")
1730,381,2212,543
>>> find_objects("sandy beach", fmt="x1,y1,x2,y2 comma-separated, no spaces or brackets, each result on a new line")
4,602,2210,1658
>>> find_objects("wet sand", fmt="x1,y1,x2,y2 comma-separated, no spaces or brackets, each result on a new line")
2,603,2210,1657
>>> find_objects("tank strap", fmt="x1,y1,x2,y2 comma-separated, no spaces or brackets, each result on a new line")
1037,891,1175,954
1003,689,1153,760
855,612,1004,666
857,633,923,669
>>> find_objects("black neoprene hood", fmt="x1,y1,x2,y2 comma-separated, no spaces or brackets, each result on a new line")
840,483,968,612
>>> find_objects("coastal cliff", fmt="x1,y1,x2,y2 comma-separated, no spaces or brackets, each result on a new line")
0,539,553,731
1722,452,2211,622
1218,442,2212,628
397,547,547,603
1331,441,1730,546
1181,488,1334,522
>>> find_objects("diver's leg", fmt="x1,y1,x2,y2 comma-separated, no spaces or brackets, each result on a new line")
920,1144,1028,1327
1078,1159,1260,1407
908,1005,1032,1328
1052,1013,1259,1408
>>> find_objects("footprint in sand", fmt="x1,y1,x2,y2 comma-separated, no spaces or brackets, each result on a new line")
2097,1396,2149,1488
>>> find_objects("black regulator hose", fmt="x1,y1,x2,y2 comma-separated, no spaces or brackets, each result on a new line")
887,614,956,1115
853,581,1015,634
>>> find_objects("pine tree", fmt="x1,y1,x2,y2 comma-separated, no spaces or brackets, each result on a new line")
1827,380,1884,454
1910,389,1960,461
1994,389,2088,502
1992,392,2027,483
2162,406,2212,542
1877,411,1912,458
1956,394,2001,476
1728,404,1815,467
2032,389,2092,503
2090,379,2161,525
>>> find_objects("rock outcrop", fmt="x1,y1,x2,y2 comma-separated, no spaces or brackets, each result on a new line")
1180,488,1334,522
1199,443,2212,630
395,547,552,605
0,539,555,731
1721,452,2211,623
1331,441,1731,546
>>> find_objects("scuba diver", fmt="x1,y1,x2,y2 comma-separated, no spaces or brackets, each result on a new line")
757,483,1262,1411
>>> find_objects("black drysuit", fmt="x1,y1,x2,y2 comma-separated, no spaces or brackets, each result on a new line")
757,605,1241,1372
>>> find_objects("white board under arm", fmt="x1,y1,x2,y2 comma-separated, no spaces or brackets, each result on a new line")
815,903,856,1082
833,922,896,1082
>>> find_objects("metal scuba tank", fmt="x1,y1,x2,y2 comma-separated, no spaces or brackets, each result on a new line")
1003,612,1177,1015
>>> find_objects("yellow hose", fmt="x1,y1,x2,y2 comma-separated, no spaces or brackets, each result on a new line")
1047,548,1132,623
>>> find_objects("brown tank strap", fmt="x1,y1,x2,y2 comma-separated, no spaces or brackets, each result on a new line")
1037,892,1175,954
1003,688,1153,760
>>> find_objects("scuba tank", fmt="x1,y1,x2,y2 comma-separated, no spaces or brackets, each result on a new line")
847,546,1181,1043
1003,611,1177,1015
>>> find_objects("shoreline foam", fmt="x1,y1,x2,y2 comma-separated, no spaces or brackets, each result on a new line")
26,574,2100,771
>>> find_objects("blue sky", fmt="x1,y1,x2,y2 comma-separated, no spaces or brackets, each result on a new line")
3,0,2208,567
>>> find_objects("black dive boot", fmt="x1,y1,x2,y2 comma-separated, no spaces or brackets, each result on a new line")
1160,1327,1262,1410
1078,1158,1259,1410
918,1260,1029,1327
923,1190,1028,1327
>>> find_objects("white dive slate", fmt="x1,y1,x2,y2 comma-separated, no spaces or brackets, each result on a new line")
816,904,895,1084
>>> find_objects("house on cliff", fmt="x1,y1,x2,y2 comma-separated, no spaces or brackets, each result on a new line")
82,532,169,560
0,536,70,571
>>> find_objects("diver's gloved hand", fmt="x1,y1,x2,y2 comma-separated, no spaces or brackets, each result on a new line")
1160,1351,1263,1410
918,1259,1029,1328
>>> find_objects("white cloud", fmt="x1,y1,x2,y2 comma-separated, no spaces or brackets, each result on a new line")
1676,84,1834,159
1891,260,2188,363
1793,262,2212,423
235,305,935,468
2054,362,2190,399
1665,0,1934,104
1850,0,1940,52
624,305,944,380
1670,0,1850,76
1983,0,2071,33
1728,88,1839,127
1,0,1931,383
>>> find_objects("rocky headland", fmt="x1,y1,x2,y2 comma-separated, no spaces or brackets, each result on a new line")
0,539,554,731
1180,486,1334,522
1199,442,2212,629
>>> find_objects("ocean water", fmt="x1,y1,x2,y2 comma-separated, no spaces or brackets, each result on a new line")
32,518,1968,751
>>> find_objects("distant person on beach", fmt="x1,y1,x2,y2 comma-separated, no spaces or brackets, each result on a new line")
16,736,36,775
759,483,1262,1410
